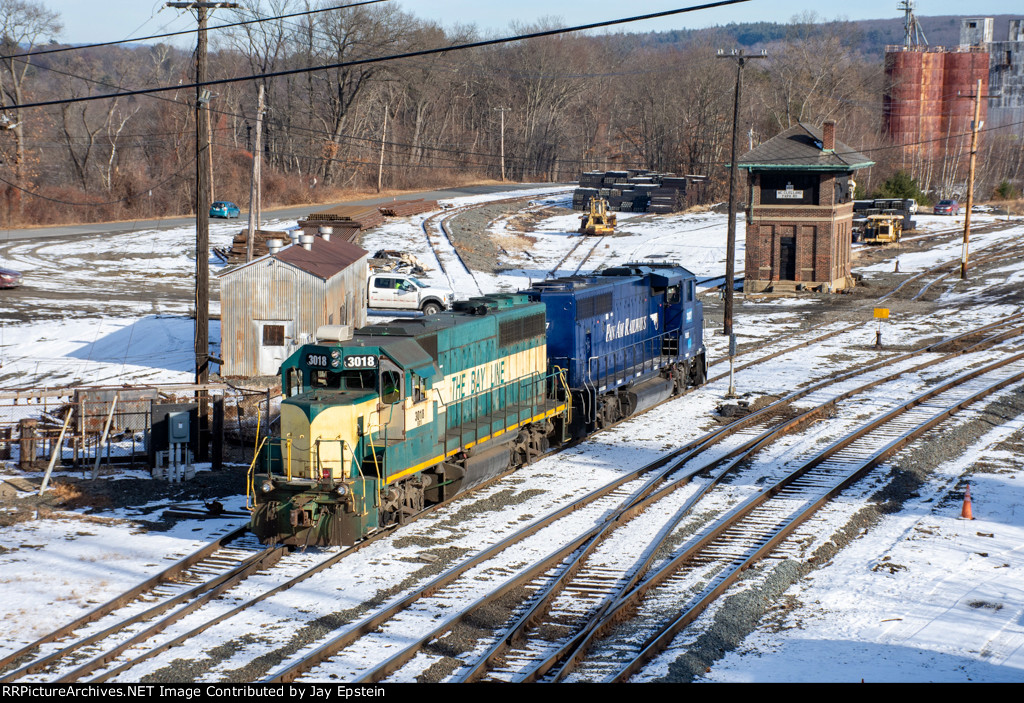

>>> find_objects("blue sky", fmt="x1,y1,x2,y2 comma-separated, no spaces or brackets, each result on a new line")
41,0,1017,46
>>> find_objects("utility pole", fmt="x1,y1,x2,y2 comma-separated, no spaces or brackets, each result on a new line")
717,49,766,398
961,79,995,280
377,106,388,193
168,1,238,465
167,2,238,389
494,107,511,181
0,115,20,226
245,84,265,262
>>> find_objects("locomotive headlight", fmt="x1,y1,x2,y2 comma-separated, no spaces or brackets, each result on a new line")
260,479,275,494
333,482,350,497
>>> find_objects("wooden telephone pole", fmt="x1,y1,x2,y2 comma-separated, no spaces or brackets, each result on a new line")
166,2,239,386
960,79,996,280
245,84,265,262
494,107,511,181
717,49,766,397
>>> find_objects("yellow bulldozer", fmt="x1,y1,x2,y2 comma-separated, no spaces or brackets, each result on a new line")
579,197,617,235
861,214,903,245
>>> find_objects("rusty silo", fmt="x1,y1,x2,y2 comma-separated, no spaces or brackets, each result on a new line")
940,50,989,142
884,44,989,183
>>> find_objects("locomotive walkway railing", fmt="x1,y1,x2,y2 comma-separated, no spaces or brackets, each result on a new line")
254,368,569,491
438,369,566,454
550,329,689,425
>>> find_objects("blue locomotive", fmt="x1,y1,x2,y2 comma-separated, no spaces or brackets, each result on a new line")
528,263,706,436
249,263,705,546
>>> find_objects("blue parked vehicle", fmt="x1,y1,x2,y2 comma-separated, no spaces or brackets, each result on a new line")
210,201,241,219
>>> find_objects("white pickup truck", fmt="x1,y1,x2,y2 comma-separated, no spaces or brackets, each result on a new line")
368,273,453,315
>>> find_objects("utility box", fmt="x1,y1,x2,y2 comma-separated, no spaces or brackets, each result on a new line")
149,403,199,479
168,411,191,444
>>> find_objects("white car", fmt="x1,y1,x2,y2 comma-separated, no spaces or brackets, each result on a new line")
367,273,452,315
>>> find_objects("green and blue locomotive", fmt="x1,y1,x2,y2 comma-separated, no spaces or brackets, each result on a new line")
250,263,706,547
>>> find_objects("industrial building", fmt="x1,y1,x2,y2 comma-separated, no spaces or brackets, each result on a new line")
960,18,1024,132
217,233,368,378
882,16,1023,191
883,43,989,164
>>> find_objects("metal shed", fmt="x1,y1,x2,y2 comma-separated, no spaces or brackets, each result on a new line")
217,234,368,377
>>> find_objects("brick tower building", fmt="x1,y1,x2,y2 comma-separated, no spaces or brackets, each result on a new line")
739,122,873,293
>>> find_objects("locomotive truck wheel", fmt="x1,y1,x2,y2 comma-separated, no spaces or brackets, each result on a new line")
690,354,707,386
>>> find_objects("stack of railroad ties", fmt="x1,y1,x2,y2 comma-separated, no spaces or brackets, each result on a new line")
218,199,437,264
572,169,708,214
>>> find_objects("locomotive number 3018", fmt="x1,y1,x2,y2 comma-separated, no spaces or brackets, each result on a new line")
305,353,330,368
344,354,378,369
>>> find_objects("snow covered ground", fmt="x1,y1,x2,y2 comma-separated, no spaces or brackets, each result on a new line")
0,191,1022,682
703,417,1024,683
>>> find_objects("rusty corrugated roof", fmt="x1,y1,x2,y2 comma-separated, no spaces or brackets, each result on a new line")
737,123,874,171
274,236,367,279
219,236,367,280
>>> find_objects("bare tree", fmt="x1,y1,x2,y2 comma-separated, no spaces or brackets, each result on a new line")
0,0,61,189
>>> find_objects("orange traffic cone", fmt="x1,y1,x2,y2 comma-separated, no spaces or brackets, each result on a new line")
961,484,974,520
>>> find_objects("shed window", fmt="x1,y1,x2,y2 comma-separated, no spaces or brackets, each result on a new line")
263,324,285,347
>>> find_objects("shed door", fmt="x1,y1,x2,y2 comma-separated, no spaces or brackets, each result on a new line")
779,237,796,281
257,320,293,376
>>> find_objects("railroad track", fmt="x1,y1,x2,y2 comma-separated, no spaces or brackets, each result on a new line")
242,317,1024,683
450,326,1024,682
0,526,270,682
420,190,573,297
0,520,409,683
0,308,933,683
865,221,1023,303
567,350,1024,682
13,314,1019,683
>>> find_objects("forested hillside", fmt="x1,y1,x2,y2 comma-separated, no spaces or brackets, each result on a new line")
1,3,1021,227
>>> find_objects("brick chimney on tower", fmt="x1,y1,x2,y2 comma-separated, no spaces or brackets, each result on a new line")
822,121,835,153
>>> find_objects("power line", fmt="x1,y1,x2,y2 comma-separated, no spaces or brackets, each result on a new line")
0,154,196,206
2,1,754,112
0,0,394,61
7,114,1020,210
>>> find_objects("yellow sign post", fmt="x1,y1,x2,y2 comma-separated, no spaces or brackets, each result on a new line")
874,308,889,348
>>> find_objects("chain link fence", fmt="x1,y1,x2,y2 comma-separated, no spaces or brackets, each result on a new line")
0,383,281,478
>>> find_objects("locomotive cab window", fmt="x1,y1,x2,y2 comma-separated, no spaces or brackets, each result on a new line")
311,369,345,389
341,369,376,390
667,285,681,304
380,360,404,404
412,373,427,403
286,368,303,397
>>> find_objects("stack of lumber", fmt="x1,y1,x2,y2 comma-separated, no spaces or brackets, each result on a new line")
298,204,384,236
378,199,437,217
216,229,290,264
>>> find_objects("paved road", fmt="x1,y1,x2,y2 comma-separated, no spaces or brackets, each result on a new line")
0,183,564,242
